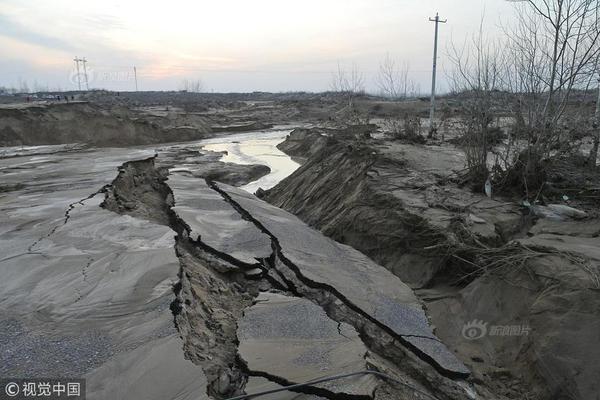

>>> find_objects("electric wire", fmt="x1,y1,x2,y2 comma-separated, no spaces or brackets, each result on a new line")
225,370,441,400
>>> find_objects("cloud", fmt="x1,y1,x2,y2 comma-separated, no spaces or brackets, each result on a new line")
82,13,125,31
0,13,78,53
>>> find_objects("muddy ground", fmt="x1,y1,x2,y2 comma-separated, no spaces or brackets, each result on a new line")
266,127,600,400
1,92,598,400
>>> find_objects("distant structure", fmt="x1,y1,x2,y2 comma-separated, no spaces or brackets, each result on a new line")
73,57,89,91
81,57,89,90
428,13,447,135
73,57,82,91
134,66,138,91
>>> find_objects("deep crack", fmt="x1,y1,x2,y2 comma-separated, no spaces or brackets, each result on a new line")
100,157,465,400
206,180,465,381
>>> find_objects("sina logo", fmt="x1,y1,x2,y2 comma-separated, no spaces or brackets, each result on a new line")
462,319,488,340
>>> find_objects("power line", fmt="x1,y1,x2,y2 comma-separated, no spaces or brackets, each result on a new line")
224,370,440,400
428,12,447,134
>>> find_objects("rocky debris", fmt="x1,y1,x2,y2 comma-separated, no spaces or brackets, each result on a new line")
238,292,378,398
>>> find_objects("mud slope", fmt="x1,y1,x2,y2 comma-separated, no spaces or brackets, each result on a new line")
265,129,600,400
0,102,210,146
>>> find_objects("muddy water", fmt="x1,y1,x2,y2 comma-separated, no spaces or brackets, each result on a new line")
201,128,300,193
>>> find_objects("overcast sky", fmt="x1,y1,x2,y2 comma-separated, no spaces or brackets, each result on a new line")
0,0,516,93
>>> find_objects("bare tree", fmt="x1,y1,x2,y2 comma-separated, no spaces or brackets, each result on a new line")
33,80,49,93
330,62,365,107
179,78,204,93
376,53,416,99
448,17,509,186
589,76,600,166
448,1,600,193
17,78,30,94
506,0,600,165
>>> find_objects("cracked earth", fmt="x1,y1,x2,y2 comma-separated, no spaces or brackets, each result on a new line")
0,135,488,400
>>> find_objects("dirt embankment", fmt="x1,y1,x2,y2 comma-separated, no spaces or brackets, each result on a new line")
266,128,600,400
268,128,519,287
276,127,334,163
0,102,211,147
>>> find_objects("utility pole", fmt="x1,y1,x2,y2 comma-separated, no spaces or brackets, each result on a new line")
73,57,82,91
588,77,600,166
428,12,447,135
134,66,138,91
81,57,89,90
595,78,600,120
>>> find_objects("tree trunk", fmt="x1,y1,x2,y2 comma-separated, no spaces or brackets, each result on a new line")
588,133,599,167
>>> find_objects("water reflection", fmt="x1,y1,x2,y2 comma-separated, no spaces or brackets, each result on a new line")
202,129,300,193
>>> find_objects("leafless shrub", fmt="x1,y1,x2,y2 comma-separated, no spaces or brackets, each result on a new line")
330,62,365,108
502,0,600,192
376,53,417,99
179,79,203,93
17,78,30,94
448,18,508,187
383,113,424,143
449,1,600,196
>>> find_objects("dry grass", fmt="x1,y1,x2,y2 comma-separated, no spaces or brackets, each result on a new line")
450,239,600,289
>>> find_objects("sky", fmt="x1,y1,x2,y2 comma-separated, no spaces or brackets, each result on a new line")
0,0,517,93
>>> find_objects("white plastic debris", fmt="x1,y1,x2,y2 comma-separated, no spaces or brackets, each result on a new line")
484,177,492,198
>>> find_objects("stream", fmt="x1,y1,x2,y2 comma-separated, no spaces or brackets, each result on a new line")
201,128,300,193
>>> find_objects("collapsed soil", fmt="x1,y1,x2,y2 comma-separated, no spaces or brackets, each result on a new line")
266,127,600,400
100,156,477,400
